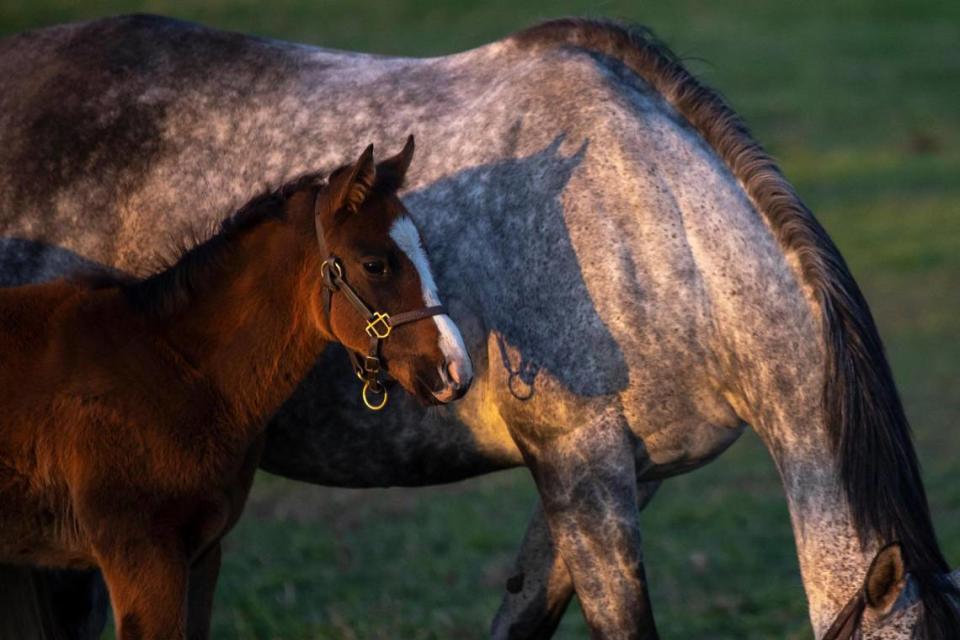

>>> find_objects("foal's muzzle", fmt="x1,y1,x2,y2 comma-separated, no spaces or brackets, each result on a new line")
431,355,473,404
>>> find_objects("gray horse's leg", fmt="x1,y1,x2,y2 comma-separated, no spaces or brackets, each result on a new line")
490,501,572,640
508,409,658,639
491,481,661,639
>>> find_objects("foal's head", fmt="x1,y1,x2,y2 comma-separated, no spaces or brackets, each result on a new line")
311,137,473,406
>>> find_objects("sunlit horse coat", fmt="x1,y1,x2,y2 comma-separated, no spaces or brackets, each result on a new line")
0,15,957,639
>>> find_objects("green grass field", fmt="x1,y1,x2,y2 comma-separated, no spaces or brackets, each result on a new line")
1,1,958,637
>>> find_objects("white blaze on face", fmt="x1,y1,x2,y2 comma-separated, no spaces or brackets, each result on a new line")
388,216,472,386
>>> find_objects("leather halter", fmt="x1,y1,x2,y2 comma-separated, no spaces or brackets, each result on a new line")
313,187,446,410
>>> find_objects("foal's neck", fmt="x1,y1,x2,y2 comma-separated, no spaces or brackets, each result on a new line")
157,190,328,429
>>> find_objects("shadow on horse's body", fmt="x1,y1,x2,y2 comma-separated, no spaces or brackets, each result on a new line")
0,141,471,639
0,14,957,638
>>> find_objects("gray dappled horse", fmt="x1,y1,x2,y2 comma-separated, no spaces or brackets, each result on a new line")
0,15,957,639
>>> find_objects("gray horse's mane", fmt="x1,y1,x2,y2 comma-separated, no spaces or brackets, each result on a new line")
513,17,958,636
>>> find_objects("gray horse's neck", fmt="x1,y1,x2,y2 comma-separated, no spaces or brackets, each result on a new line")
770,416,881,634
648,99,883,635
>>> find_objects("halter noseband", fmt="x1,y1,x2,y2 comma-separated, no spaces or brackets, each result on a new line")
314,188,446,410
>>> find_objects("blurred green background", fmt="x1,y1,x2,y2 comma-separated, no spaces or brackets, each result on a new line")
1,1,958,638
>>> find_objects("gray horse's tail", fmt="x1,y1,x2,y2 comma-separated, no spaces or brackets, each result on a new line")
512,17,959,638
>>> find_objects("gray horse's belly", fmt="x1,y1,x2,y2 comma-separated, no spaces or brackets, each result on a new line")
260,345,523,487
634,419,747,480
0,239,114,287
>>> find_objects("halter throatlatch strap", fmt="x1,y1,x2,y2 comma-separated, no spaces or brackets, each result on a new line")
314,187,447,411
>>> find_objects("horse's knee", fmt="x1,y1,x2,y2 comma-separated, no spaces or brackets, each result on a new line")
510,411,659,638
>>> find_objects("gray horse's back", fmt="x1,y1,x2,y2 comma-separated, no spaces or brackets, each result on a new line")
1,15,303,264
0,13,746,478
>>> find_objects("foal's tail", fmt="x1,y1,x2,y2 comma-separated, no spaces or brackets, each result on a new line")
512,16,960,638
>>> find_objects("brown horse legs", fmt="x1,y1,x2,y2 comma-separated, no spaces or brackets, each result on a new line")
491,481,661,639
96,543,189,640
0,543,219,640
186,542,222,640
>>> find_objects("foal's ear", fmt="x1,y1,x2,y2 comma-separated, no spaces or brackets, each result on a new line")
375,135,415,192
864,542,907,614
327,144,376,216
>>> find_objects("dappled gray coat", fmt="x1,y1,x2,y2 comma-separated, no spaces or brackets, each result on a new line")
0,14,957,640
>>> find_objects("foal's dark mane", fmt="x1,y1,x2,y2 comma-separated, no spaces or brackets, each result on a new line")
514,18,958,636
123,170,325,317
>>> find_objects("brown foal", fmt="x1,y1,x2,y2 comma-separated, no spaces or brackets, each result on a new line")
0,138,467,638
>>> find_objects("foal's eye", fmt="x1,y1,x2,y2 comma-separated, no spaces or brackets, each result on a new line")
363,260,387,276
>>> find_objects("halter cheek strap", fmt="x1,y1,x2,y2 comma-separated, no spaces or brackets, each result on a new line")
314,188,446,410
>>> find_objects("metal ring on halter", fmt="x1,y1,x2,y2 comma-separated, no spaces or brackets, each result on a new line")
320,258,342,289
362,380,388,411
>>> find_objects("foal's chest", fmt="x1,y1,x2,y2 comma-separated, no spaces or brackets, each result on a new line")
0,471,94,569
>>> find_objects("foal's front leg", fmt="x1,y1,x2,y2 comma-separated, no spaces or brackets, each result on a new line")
509,409,659,640
187,542,222,640
491,481,661,639
95,542,189,640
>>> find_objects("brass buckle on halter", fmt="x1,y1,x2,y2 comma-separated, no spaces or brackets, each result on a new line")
365,312,392,339
363,355,381,375
362,379,388,411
